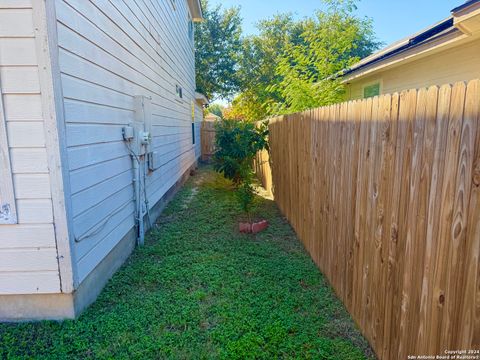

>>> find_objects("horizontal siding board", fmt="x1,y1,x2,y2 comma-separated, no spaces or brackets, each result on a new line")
13,174,51,199
74,200,135,259
151,125,191,136
70,170,132,216
0,9,34,37
2,94,43,121
146,147,194,176
0,38,37,65
0,224,55,248
0,248,58,272
152,135,193,155
73,186,133,239
148,159,193,207
75,212,134,283
64,98,133,125
16,199,53,224
0,1,32,9
0,271,60,294
151,132,192,147
69,155,131,195
6,121,45,148
10,148,49,174
0,66,40,93
61,74,133,111
67,141,129,170
151,112,192,126
147,149,194,204
66,122,124,147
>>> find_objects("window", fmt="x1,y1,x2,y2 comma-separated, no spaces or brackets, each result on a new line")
188,17,194,42
191,101,195,145
363,82,381,98
176,85,183,99
192,123,195,145
0,89,17,224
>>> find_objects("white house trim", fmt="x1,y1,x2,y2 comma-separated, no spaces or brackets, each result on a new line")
0,73,17,224
32,0,75,294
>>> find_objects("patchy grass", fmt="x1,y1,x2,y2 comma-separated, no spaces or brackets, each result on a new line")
0,167,374,359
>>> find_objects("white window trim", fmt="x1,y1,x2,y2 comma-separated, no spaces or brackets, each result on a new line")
0,76,17,224
362,79,383,99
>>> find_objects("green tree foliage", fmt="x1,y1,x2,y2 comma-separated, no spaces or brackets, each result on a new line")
205,103,225,118
275,3,379,113
231,0,381,120
195,1,243,100
223,91,266,122
235,14,304,120
213,119,269,184
213,120,269,217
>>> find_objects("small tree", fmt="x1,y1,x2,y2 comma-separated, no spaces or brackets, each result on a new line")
213,119,269,219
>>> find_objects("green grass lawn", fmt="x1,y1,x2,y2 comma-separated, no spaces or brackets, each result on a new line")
0,167,373,359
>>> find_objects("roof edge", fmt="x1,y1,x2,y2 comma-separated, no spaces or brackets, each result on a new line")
187,0,204,22
195,92,209,105
341,17,455,79
451,0,480,14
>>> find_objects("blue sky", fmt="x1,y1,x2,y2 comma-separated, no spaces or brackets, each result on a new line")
208,0,460,45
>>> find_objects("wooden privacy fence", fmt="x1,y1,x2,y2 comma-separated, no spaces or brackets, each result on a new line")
201,120,216,161
256,80,480,359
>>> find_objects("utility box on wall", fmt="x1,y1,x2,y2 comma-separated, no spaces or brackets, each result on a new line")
132,95,153,156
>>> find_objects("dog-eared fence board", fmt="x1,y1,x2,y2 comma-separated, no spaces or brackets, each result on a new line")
256,79,480,359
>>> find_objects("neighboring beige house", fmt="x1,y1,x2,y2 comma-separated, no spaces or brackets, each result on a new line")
343,0,480,100
0,0,203,321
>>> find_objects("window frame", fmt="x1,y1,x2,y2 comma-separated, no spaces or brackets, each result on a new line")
188,13,194,43
0,78,17,224
176,85,183,99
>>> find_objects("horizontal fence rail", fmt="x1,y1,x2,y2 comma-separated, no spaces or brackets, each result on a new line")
256,80,480,359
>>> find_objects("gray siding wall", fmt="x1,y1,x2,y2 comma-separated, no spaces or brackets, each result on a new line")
55,0,200,284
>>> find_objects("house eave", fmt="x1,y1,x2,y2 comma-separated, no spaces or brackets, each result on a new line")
336,0,480,83
187,0,204,22
341,17,456,82
195,92,209,105
452,0,480,34
342,27,467,83
341,0,480,84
